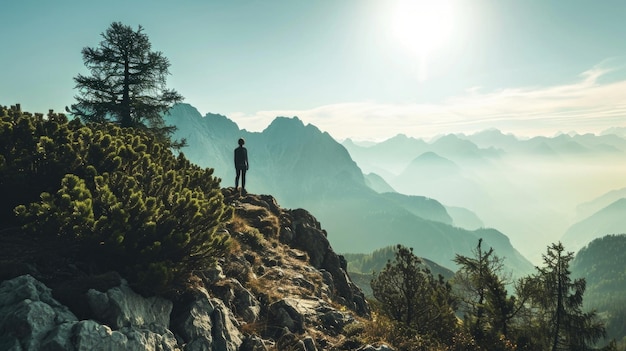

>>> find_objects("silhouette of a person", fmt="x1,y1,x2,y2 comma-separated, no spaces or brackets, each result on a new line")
234,138,249,193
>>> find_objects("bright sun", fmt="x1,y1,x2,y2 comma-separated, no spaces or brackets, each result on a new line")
392,0,455,58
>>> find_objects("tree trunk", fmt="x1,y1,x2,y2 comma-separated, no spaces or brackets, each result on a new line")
121,55,132,127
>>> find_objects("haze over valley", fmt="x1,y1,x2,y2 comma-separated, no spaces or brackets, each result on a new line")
343,130,626,262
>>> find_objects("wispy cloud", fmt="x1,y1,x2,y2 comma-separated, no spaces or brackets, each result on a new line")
229,62,626,141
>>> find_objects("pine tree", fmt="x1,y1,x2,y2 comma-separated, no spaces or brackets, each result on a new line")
453,239,518,346
66,22,183,147
371,245,457,342
530,242,606,351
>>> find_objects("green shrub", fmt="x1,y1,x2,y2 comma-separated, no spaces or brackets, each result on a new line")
1,105,231,295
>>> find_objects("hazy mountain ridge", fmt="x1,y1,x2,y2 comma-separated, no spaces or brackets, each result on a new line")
458,128,626,154
379,192,453,225
575,187,626,221
363,172,396,193
445,206,484,230
165,104,534,277
561,198,626,252
343,128,626,262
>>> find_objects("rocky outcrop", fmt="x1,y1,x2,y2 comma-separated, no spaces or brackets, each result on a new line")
171,286,243,351
268,297,354,335
0,191,379,350
0,274,180,351
0,274,245,351
224,190,370,317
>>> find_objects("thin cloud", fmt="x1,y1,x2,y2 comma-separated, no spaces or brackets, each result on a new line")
230,63,626,141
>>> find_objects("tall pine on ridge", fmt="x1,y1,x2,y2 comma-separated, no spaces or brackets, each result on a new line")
66,22,184,147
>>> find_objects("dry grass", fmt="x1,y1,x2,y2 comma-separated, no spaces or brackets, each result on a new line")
233,203,281,239
228,213,249,234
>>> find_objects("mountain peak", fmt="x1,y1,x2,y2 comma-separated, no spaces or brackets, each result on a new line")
266,116,305,129
262,116,328,143
167,103,203,119
203,112,240,133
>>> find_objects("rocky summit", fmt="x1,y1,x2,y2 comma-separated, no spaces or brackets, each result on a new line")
0,190,379,351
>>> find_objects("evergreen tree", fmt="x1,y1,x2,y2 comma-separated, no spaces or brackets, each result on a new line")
453,239,518,346
371,245,457,343
529,242,606,351
66,22,183,146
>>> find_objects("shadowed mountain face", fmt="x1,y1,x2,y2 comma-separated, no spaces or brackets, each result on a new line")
571,234,626,348
164,104,534,277
166,104,364,208
363,172,396,194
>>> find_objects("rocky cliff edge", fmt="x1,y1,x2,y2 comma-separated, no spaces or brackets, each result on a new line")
0,189,378,351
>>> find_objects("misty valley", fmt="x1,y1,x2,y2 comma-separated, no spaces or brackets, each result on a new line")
343,130,626,263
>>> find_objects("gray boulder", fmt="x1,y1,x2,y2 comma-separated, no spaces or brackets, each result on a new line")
86,280,172,329
69,320,178,351
357,345,395,351
276,333,318,351
239,334,268,351
0,275,78,351
211,278,261,323
268,299,306,334
0,275,179,351
268,297,354,337
171,286,242,351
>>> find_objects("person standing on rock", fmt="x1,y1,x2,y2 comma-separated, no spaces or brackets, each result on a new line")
234,138,249,194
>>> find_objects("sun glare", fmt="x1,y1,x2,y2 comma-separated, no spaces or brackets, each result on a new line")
392,0,455,73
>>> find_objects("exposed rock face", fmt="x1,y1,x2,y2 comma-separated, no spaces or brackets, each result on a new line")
357,345,395,351
171,286,243,351
224,190,370,317
0,274,77,351
0,191,377,350
268,297,354,336
0,275,180,351
86,281,173,329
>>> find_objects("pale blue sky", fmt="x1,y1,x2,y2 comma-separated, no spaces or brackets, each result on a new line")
2,0,626,140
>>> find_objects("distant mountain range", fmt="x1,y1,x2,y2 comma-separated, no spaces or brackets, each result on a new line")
342,126,626,262
164,103,534,277
458,128,626,154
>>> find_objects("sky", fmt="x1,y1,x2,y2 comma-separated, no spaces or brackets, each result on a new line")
3,0,626,141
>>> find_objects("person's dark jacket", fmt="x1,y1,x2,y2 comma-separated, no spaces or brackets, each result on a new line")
234,146,248,170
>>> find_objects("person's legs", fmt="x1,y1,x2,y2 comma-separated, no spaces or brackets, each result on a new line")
241,169,246,191
235,168,241,188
